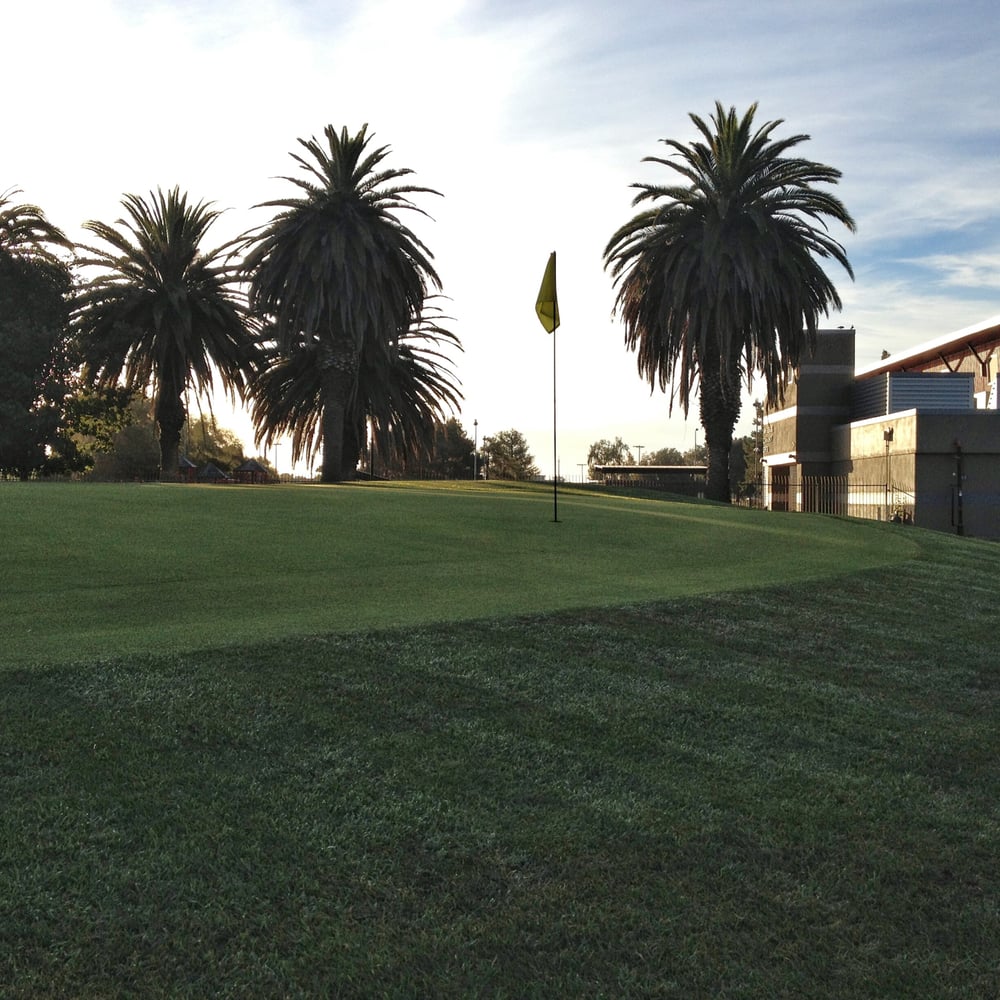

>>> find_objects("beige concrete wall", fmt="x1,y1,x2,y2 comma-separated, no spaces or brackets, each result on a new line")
764,329,854,473
831,412,917,491
913,412,1000,537
765,410,797,457
832,411,1000,537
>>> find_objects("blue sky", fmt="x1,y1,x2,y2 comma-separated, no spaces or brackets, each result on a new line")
9,0,1000,475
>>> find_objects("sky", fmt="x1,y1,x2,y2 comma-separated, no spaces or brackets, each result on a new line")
8,0,1000,477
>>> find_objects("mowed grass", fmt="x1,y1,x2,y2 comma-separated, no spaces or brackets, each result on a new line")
2,482,999,997
2,480,916,667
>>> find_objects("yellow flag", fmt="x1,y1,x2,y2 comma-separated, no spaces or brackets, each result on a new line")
535,251,560,333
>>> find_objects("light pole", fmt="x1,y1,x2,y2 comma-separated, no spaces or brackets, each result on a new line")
274,443,280,481
634,445,643,466
473,419,478,481
578,463,585,483
884,427,894,519
753,400,764,507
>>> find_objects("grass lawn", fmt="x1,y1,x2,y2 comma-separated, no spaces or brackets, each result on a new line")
1,481,998,997
2,480,916,667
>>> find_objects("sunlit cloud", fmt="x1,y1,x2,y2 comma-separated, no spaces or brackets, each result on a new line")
905,252,1000,289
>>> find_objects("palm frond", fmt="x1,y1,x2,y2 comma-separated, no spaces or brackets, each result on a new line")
250,299,462,471
0,187,72,268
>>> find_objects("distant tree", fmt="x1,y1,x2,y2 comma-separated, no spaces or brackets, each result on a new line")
426,417,476,479
376,416,474,479
74,187,254,480
482,429,539,481
682,444,708,465
587,436,634,476
49,384,137,475
0,188,74,479
241,124,442,483
604,102,855,502
729,435,751,497
733,433,760,500
183,416,246,471
89,396,160,481
645,446,684,466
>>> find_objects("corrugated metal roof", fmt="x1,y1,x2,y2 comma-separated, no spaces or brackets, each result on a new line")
857,314,1000,379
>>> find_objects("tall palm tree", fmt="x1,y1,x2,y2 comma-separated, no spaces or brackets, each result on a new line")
240,123,442,482
73,187,254,479
604,102,855,502
0,189,74,478
249,301,462,476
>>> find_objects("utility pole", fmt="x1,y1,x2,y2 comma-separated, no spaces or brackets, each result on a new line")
883,427,894,519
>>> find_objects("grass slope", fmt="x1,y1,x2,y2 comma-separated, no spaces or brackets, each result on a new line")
1,483,998,997
2,481,915,667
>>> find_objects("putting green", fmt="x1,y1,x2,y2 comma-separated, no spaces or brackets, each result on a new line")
1,481,919,667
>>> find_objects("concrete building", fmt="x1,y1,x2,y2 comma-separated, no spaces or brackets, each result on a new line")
762,315,1000,539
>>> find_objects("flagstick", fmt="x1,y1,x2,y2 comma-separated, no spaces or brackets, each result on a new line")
534,250,560,523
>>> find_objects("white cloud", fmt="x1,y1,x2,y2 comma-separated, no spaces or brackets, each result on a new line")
905,252,1000,289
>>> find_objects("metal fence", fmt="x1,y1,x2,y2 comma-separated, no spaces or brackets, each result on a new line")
781,476,916,524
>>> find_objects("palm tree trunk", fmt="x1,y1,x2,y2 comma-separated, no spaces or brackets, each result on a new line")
155,390,186,482
320,389,346,484
319,343,360,483
699,349,742,503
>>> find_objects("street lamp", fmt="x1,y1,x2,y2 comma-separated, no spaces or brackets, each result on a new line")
473,418,478,481
634,445,643,465
884,427,894,518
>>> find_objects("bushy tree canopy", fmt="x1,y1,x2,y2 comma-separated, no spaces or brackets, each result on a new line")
644,446,684,466
587,437,634,476
183,416,246,471
482,429,539,481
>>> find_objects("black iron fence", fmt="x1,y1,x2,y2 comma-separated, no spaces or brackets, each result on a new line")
780,476,916,524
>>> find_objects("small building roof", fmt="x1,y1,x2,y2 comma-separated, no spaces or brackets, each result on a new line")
594,465,707,474
235,459,268,473
857,313,1000,379
198,462,229,480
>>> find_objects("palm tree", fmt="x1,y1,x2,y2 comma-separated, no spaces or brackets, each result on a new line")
240,124,442,482
73,187,254,479
0,189,73,478
0,187,72,264
604,102,855,502
249,301,462,476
